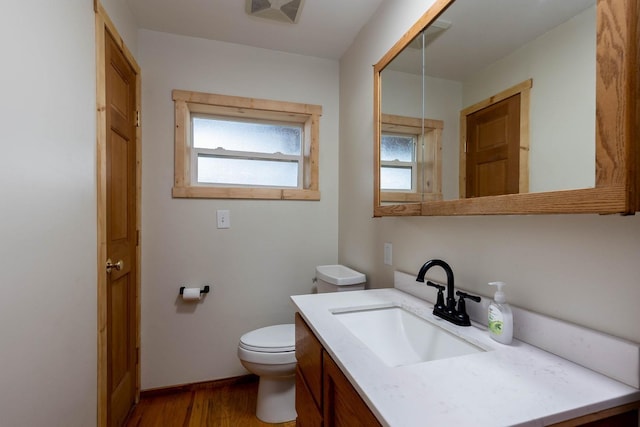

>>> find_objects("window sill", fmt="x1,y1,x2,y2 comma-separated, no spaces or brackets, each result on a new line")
172,186,320,200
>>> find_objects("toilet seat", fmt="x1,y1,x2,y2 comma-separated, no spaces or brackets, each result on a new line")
239,324,295,353
238,346,296,365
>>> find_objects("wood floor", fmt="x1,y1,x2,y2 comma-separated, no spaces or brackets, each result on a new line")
125,376,296,427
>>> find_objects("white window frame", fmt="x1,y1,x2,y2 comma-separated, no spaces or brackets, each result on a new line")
380,132,419,192
172,90,322,200
190,114,305,189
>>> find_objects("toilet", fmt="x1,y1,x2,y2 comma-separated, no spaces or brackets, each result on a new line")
237,265,366,423
314,264,367,293
238,324,297,423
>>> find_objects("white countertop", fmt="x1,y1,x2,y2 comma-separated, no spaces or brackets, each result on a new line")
291,288,640,427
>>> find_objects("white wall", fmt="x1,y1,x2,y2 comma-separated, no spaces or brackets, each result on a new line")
0,1,99,425
339,0,640,345
0,1,139,425
138,30,340,389
101,0,139,54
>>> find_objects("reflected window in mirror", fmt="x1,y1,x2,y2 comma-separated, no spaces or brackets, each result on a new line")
381,133,417,192
380,114,443,203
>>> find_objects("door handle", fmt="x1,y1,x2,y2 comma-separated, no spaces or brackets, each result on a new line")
106,258,123,274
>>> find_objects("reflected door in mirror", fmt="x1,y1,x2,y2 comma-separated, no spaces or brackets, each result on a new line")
465,94,520,198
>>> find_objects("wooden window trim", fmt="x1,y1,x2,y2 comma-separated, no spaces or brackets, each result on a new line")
380,113,443,203
172,90,322,200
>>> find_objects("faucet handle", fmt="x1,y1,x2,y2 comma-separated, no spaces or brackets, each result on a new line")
427,281,446,311
454,291,481,326
426,280,445,291
456,290,481,303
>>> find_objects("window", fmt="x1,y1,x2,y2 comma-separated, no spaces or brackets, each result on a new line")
380,114,443,203
172,90,322,200
380,133,418,191
192,116,303,187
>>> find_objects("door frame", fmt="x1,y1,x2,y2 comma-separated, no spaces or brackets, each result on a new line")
95,2,142,425
459,79,531,198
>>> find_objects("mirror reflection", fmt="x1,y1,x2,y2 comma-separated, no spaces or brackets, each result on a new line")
380,0,596,202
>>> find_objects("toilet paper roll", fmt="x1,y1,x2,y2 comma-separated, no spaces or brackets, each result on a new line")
182,287,201,301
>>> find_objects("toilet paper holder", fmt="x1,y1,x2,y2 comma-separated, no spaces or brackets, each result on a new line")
179,285,210,295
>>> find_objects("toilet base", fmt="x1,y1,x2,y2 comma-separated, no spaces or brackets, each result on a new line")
256,374,296,423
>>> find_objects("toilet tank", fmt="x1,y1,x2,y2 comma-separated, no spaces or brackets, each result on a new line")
315,265,366,293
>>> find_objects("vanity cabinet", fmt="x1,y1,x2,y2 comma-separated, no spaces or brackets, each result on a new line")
295,313,381,427
296,311,639,427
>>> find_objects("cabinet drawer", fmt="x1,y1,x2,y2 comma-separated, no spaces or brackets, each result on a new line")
295,313,323,409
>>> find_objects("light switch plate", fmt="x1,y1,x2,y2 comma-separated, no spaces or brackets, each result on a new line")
216,210,230,229
384,242,392,265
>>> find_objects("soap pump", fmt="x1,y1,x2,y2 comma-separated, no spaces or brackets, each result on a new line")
488,281,513,344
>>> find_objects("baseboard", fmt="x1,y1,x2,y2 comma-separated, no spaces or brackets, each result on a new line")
140,374,258,398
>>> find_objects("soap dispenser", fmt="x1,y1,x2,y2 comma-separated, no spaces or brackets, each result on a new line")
488,282,513,344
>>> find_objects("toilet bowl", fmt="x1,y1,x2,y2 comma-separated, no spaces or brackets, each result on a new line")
238,265,366,423
237,324,297,423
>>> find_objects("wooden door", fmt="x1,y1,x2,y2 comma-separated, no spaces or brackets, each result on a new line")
105,31,138,427
465,94,521,198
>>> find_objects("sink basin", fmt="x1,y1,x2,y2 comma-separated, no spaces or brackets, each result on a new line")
332,305,483,367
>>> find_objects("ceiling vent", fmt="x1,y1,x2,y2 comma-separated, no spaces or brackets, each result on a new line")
409,19,452,49
245,0,304,24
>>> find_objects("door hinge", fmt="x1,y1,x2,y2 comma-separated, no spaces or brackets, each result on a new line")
135,110,141,127
136,229,140,246
136,348,140,365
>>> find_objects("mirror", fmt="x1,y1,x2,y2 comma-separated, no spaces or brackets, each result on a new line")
374,0,638,216
379,29,445,204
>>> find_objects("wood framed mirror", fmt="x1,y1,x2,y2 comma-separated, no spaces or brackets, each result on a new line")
373,0,638,216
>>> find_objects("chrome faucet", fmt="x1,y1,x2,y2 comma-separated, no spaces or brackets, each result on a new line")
416,259,480,327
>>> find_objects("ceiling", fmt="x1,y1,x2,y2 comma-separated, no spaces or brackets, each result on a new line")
388,0,596,80
125,0,385,59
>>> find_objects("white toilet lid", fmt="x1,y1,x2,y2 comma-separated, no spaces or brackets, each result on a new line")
239,324,295,353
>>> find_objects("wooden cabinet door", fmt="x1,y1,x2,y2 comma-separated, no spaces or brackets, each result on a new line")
551,406,639,426
323,352,382,427
580,410,638,426
295,313,323,408
296,367,323,427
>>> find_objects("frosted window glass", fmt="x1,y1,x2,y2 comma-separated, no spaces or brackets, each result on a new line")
198,157,298,187
193,117,302,155
381,134,415,162
381,166,412,190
